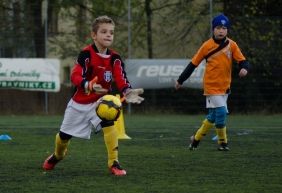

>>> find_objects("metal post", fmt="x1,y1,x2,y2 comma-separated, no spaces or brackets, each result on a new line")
127,0,132,114
128,0,131,59
44,0,49,114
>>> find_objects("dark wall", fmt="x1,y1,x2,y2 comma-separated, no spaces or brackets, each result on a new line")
0,85,72,115
1,82,281,115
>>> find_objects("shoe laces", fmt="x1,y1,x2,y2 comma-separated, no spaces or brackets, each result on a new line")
48,154,60,164
112,161,123,170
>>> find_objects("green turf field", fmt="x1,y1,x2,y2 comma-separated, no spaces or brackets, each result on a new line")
0,114,281,193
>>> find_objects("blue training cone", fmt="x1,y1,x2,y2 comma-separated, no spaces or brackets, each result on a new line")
212,135,218,141
0,134,12,141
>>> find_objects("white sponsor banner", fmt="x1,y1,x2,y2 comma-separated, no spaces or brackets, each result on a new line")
125,59,205,89
0,58,60,92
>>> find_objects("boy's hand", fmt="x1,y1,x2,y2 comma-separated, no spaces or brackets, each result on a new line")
124,88,144,104
91,83,108,94
86,76,108,95
175,80,182,90
239,68,248,77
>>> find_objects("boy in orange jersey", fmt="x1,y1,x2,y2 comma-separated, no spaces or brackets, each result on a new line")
175,14,249,151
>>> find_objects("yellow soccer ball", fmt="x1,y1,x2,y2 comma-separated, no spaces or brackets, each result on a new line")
96,95,122,121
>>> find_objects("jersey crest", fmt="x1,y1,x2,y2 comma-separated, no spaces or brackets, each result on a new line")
104,71,112,82
226,50,232,59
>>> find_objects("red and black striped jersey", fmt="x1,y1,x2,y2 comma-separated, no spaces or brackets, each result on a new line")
71,44,131,104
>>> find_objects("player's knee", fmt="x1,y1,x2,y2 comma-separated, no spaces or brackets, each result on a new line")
215,106,227,128
59,131,72,140
101,120,114,128
206,108,216,123
102,121,116,135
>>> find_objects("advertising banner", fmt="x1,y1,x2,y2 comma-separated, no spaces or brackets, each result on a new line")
0,58,60,92
125,59,205,89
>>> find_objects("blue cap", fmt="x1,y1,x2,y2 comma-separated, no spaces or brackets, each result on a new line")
212,14,230,29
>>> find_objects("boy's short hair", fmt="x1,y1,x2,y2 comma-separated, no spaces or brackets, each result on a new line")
212,14,230,29
92,15,115,33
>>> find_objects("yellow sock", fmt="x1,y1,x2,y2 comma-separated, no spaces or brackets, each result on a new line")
103,125,118,168
194,119,214,141
216,127,227,144
54,133,70,160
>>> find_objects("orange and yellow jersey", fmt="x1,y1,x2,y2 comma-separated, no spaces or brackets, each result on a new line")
191,37,246,95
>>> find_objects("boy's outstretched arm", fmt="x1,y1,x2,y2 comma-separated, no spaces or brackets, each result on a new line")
175,62,196,90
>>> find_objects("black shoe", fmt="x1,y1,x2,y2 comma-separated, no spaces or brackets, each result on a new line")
218,143,229,151
189,135,200,150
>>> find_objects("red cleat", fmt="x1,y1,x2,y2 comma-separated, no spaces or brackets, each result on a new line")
42,154,60,170
109,161,126,176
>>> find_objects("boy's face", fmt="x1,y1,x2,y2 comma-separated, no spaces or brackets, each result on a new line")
213,26,228,40
91,23,115,49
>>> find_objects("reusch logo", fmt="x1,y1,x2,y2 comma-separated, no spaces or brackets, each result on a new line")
137,65,184,77
136,64,205,78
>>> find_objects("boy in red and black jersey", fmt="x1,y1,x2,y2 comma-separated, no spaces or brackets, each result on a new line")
43,15,144,176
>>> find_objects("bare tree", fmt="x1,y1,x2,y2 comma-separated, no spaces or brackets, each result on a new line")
29,0,46,57
0,0,46,57
145,0,153,58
